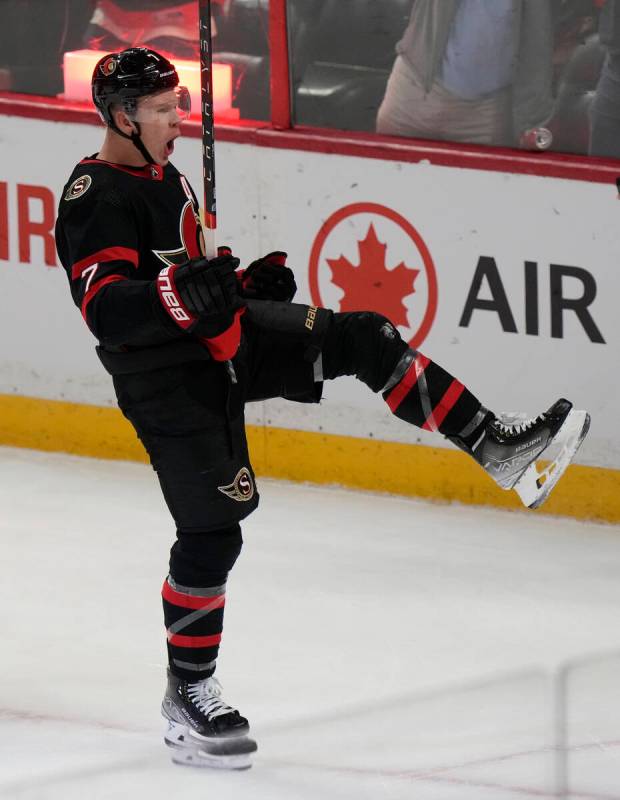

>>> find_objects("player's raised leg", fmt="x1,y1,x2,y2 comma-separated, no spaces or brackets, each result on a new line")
322,311,589,509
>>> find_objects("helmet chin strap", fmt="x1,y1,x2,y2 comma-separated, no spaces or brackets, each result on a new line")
111,119,157,165
130,129,157,166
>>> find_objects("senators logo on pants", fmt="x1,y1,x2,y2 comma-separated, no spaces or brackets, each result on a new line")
218,467,255,502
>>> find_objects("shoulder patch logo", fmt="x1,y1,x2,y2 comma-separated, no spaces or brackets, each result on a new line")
65,175,92,201
217,467,255,502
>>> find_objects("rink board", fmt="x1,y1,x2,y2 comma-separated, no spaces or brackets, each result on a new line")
0,114,618,520
0,392,616,523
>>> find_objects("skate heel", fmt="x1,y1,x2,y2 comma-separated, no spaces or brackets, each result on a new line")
513,408,590,509
164,719,257,770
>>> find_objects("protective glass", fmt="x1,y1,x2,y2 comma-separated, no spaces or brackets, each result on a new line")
129,86,191,124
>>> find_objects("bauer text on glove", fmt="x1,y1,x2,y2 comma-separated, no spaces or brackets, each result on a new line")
154,254,246,360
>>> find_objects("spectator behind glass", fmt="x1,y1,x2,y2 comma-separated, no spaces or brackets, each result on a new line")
589,0,620,157
0,0,94,94
84,0,229,60
376,0,555,149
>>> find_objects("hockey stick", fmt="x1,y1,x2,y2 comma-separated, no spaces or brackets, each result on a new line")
198,0,217,259
198,3,290,366
198,0,238,382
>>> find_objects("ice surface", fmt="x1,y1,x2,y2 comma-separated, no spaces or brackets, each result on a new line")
1,446,619,799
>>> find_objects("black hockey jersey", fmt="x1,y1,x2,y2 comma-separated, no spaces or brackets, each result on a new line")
55,157,204,349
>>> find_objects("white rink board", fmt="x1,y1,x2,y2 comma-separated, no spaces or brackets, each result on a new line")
0,115,617,468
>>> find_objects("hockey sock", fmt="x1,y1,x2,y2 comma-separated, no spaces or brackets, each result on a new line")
320,312,492,447
163,525,242,681
162,576,226,681
382,348,492,446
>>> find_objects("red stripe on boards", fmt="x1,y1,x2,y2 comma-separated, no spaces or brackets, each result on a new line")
385,354,430,413
167,632,222,648
161,580,226,611
423,380,465,431
72,246,139,279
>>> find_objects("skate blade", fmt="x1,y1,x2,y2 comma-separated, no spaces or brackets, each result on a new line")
164,720,256,771
513,409,590,510
169,746,253,770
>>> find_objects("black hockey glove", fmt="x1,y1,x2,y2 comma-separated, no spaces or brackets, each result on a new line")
241,251,297,302
155,254,246,361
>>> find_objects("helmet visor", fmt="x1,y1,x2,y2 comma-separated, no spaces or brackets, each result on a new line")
129,86,191,124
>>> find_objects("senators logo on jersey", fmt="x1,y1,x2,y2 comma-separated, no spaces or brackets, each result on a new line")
153,176,204,267
64,175,92,201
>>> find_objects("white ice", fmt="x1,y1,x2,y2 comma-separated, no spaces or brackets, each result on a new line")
1,446,619,800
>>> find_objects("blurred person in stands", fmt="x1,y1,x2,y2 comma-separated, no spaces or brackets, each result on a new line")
376,0,555,149
589,0,620,157
84,0,229,59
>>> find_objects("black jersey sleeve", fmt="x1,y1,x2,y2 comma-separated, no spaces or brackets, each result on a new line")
56,179,182,348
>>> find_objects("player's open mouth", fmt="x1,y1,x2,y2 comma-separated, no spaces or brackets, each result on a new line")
165,139,175,156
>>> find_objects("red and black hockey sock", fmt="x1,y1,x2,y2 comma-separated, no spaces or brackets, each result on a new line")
382,349,492,446
162,576,226,681
321,313,492,447
163,525,243,682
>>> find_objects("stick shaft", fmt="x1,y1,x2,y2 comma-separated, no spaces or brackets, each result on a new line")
198,0,217,259
197,1,238,383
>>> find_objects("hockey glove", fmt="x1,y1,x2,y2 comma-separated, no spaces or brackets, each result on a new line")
155,254,246,361
241,251,297,302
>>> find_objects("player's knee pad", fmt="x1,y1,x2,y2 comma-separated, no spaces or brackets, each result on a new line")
169,524,243,587
322,311,409,392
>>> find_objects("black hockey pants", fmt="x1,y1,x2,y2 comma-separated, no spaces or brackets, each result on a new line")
111,308,413,679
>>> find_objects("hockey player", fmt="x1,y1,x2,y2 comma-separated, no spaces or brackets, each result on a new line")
55,47,589,771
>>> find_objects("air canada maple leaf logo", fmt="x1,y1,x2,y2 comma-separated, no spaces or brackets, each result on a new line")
309,203,438,350
327,223,418,327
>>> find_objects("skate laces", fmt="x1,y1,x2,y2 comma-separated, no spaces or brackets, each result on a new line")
186,676,236,720
493,411,545,437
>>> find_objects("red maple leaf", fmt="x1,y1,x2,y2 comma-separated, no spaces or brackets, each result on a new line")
327,224,419,327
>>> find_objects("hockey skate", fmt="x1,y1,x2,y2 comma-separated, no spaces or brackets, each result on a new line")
161,670,257,770
457,398,590,509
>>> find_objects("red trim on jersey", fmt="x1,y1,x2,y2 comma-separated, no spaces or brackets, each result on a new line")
72,247,139,279
162,580,226,611
81,274,127,319
423,380,465,432
200,307,245,361
385,354,430,412
79,158,164,181
167,632,222,648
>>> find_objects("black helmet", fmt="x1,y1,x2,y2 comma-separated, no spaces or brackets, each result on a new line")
92,47,179,127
